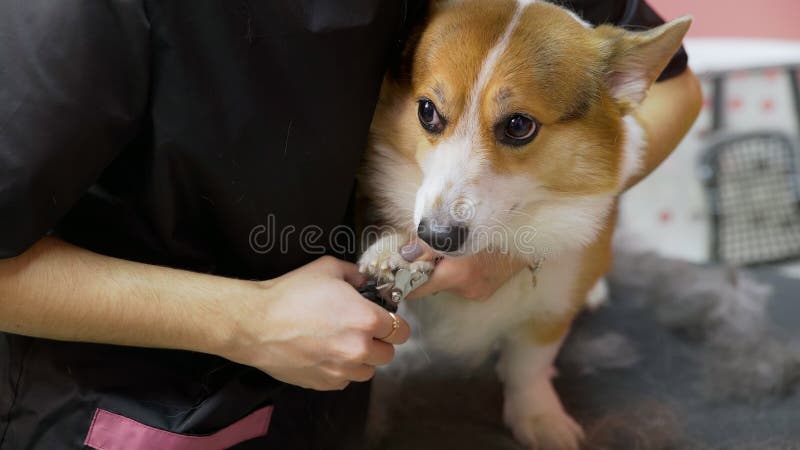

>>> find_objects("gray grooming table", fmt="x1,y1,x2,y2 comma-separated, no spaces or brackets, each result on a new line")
370,266,800,450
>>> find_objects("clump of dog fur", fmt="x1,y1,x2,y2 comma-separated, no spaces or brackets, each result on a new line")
610,247,800,400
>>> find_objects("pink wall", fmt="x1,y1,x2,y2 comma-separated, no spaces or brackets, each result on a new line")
649,0,800,41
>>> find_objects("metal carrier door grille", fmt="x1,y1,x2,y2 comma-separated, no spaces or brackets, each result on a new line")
701,132,800,265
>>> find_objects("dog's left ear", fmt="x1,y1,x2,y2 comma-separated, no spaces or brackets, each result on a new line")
599,16,692,109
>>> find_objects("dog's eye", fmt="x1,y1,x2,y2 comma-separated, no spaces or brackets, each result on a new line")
497,114,539,147
418,99,445,134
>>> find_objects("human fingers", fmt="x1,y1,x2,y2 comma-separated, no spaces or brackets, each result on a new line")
405,255,465,299
321,362,376,385
363,339,396,366
371,309,410,345
347,363,378,383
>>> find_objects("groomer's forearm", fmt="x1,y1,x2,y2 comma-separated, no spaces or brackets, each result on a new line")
0,237,248,354
626,69,703,189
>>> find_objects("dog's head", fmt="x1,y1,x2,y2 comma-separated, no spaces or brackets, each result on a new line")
369,0,689,258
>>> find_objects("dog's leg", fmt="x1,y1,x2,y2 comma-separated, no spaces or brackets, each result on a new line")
358,232,434,283
497,321,583,450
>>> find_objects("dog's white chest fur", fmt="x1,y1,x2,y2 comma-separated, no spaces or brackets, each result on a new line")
402,250,582,359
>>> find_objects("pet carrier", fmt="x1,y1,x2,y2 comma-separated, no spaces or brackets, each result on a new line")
699,132,800,265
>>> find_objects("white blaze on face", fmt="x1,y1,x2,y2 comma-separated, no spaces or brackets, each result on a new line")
414,134,480,226
414,1,533,229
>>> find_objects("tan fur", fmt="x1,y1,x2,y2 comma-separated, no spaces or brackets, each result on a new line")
528,206,617,345
361,2,690,447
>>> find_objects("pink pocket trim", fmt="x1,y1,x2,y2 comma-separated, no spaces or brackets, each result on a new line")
83,405,273,450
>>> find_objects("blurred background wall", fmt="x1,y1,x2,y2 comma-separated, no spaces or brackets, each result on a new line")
618,0,800,273
651,0,800,40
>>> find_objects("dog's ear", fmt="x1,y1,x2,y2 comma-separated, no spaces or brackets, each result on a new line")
598,16,691,109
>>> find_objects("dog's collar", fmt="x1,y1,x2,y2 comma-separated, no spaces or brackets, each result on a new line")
529,258,544,288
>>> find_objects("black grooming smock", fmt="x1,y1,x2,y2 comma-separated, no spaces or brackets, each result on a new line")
0,0,687,449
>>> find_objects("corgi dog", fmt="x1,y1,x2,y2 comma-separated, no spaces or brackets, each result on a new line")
358,0,690,448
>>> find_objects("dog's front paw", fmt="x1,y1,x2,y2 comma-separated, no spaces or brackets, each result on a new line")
504,392,584,450
358,235,434,283
358,238,408,283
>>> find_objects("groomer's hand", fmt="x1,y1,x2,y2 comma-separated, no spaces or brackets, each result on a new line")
222,255,410,391
404,240,527,301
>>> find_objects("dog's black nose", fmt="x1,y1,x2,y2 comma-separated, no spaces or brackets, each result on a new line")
417,218,468,253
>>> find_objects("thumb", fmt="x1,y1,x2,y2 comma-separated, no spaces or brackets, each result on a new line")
405,257,460,299
399,239,438,263
400,239,451,300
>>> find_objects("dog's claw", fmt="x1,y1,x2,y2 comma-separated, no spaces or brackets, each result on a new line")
358,235,434,290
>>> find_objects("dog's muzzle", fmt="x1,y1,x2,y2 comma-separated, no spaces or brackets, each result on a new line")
417,218,468,253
